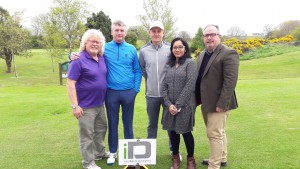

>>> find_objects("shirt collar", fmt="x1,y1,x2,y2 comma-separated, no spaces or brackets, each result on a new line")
205,43,221,55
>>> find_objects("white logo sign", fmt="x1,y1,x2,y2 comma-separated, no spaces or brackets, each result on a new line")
118,139,156,165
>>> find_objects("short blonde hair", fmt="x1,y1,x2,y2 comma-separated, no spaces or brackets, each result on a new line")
79,29,106,56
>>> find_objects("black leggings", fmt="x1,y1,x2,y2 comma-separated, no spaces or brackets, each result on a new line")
170,130,194,157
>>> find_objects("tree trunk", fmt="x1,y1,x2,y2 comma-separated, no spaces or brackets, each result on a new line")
12,51,18,78
51,55,55,72
4,48,12,73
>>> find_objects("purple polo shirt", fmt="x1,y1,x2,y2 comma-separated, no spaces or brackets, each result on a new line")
67,50,107,108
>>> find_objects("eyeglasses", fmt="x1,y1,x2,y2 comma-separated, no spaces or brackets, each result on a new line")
203,33,219,38
172,46,185,50
88,40,101,45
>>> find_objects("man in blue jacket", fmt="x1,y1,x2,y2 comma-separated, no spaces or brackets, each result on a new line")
105,20,142,165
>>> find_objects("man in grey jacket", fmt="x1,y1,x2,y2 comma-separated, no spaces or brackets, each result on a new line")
139,21,181,160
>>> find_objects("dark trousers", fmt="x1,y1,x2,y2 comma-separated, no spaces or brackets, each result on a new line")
105,88,137,153
170,131,195,157
146,96,165,138
146,96,173,150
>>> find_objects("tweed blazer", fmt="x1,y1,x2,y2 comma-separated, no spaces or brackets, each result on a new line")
196,43,239,113
162,58,197,134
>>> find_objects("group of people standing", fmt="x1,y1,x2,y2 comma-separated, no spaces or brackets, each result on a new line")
66,20,239,169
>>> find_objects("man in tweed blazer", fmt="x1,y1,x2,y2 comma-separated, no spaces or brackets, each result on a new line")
195,24,239,169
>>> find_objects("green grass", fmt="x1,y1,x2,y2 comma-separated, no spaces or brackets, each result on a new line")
242,44,300,60
0,48,299,169
240,50,300,79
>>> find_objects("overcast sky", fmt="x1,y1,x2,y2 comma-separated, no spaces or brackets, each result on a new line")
1,0,299,36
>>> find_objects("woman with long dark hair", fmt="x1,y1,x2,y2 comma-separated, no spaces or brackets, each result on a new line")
162,37,198,169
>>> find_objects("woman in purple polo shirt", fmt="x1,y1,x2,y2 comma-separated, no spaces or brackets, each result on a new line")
67,29,108,169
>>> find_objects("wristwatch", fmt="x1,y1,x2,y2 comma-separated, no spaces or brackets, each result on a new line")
71,104,78,109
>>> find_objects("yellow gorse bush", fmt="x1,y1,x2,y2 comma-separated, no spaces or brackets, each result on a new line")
223,35,295,55
268,35,294,43
194,48,201,58
193,35,295,56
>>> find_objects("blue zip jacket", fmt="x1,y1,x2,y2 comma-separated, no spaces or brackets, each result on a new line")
104,40,142,92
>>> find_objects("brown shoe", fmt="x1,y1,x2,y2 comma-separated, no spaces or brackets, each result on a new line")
170,154,181,169
187,156,196,169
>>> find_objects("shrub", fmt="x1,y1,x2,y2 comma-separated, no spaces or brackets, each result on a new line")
223,36,294,55
292,26,300,41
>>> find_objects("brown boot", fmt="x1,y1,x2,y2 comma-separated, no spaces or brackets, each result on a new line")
170,154,181,169
187,156,196,169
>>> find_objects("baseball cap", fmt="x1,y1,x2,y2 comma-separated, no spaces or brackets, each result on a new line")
149,21,164,30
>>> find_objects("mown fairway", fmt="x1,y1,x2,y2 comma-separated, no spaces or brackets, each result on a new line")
0,49,299,169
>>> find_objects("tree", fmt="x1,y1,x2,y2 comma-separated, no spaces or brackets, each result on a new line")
129,25,148,43
137,0,177,42
190,27,204,54
31,14,45,48
274,20,300,38
125,28,138,48
262,24,274,39
31,14,44,37
178,31,191,42
86,11,112,42
0,7,30,74
292,26,300,41
226,26,247,37
38,0,89,72
42,12,67,72
51,0,89,53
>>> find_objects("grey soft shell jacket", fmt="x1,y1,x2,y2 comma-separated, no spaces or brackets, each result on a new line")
138,41,171,97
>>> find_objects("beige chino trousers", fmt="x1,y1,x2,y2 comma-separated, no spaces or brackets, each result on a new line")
202,110,229,169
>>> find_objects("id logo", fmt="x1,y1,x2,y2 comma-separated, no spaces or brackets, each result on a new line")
119,139,156,165
124,141,151,159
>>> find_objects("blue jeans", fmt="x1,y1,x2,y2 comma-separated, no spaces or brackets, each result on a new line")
146,96,172,150
105,88,137,153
